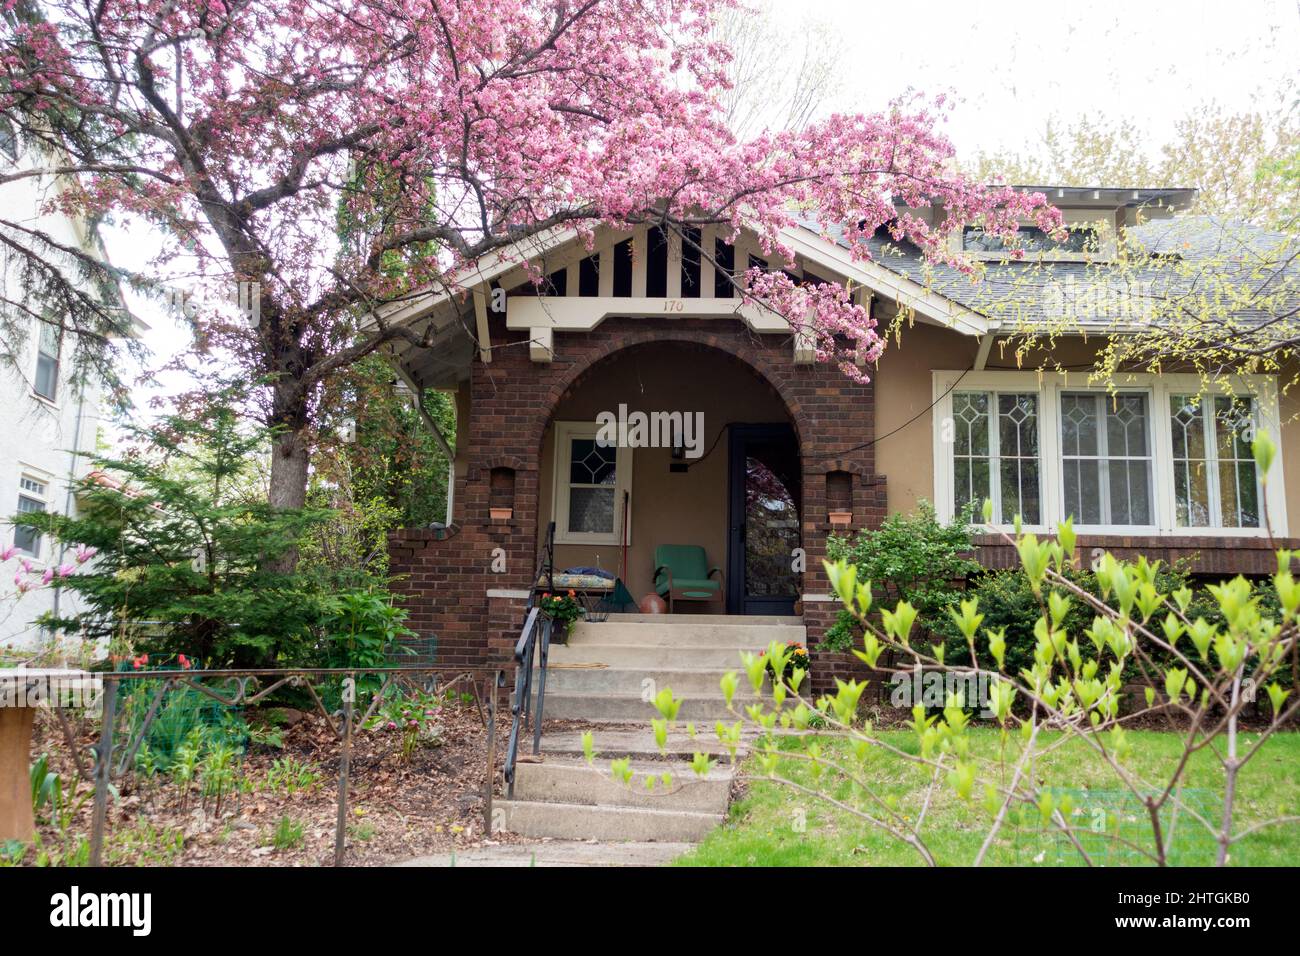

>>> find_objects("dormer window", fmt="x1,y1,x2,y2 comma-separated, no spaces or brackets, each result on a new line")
962,224,1099,255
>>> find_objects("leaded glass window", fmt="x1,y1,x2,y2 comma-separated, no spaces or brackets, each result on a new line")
1170,395,1259,528
952,391,1040,524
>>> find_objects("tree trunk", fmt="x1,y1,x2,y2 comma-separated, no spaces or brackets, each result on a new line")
267,424,312,574
269,426,311,511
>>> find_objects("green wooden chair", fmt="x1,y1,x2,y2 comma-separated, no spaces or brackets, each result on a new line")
653,545,725,612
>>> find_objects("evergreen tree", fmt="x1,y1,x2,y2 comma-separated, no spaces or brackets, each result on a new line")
22,386,332,667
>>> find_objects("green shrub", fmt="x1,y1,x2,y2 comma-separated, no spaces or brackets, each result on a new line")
930,563,1291,688
821,502,978,652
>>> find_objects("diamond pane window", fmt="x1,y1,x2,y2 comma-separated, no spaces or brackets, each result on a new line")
1170,395,1259,528
554,423,631,543
951,391,1039,524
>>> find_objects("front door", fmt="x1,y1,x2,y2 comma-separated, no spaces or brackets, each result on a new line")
727,424,801,615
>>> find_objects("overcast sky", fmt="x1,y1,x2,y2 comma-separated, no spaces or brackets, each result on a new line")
114,0,1300,423
786,0,1298,156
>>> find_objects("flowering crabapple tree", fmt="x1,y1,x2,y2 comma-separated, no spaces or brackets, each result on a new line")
2,0,1059,525
600,433,1300,866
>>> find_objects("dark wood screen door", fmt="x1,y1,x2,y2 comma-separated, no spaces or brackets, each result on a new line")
726,424,801,615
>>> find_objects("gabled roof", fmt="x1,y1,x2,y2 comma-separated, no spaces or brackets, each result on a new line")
383,196,1297,387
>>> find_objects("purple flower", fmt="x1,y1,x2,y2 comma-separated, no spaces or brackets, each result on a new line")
0,546,16,562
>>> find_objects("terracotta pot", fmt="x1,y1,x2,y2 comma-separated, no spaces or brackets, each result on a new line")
639,593,668,614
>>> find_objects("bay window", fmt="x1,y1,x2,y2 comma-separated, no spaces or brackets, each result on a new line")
934,372,1283,536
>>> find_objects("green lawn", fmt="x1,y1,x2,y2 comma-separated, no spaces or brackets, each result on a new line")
675,729,1300,867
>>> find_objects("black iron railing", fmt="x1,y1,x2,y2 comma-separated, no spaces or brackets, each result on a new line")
501,521,556,797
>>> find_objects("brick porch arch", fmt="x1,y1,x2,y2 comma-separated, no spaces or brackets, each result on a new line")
525,329,810,459
391,313,886,672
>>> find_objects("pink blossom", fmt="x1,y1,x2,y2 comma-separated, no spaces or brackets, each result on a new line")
0,0,1063,424
0,547,16,562
57,563,75,578
40,568,54,586
74,545,98,564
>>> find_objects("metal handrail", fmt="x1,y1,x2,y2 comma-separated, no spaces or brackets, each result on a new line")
502,521,557,797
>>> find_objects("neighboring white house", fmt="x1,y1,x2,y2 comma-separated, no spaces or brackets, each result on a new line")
0,118,104,653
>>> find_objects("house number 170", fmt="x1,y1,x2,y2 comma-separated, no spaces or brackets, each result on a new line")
662,299,685,312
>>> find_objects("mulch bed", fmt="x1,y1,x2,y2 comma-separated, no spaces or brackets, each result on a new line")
23,700,540,867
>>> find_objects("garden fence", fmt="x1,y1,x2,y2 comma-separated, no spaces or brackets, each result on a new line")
17,666,498,866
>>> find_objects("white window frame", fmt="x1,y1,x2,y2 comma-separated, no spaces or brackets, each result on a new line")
551,421,634,546
33,318,61,403
1168,393,1266,531
13,469,52,559
1058,389,1157,531
950,390,1043,525
932,370,1287,537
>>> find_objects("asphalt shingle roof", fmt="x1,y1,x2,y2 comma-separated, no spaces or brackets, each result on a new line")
799,213,1299,330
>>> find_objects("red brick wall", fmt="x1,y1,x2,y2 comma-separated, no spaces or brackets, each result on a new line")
972,533,1300,577
389,314,885,668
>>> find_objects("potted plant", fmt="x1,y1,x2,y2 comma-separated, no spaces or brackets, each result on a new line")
538,590,584,644
760,640,811,687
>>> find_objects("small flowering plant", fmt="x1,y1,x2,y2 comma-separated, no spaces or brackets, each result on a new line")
537,590,584,637
109,652,197,672
2,543,96,596
759,640,810,683
366,689,443,764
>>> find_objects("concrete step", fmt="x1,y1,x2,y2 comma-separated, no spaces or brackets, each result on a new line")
567,620,806,647
607,613,802,625
546,642,758,669
513,759,731,813
542,691,745,722
495,799,723,842
541,727,752,760
539,665,765,697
